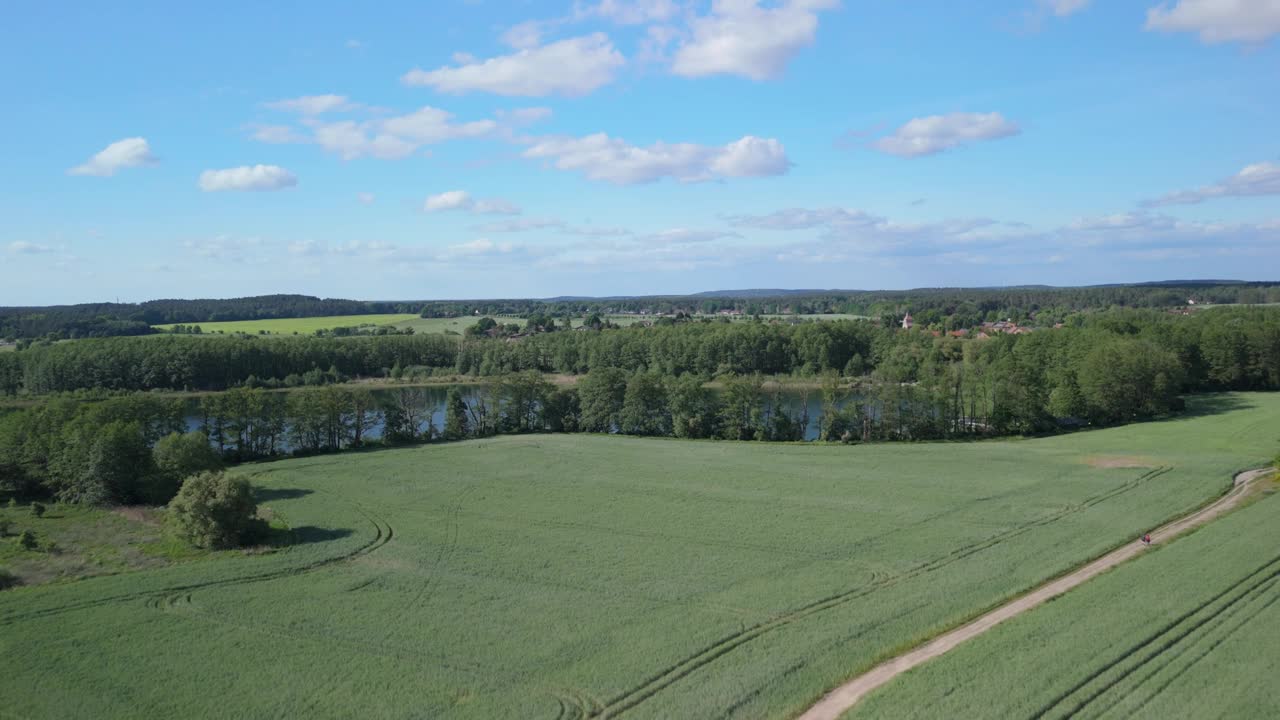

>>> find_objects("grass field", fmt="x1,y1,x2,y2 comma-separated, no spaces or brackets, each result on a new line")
152,313,422,335
0,504,208,587
1,393,1277,719
849,474,1280,720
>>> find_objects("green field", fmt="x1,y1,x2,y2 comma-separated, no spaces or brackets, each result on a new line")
149,312,868,337
1,394,1277,719
152,313,423,334
849,475,1280,720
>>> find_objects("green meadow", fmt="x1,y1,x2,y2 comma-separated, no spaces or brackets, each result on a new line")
153,313,424,335
1,394,1277,719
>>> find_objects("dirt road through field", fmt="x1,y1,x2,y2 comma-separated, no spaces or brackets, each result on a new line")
795,466,1275,720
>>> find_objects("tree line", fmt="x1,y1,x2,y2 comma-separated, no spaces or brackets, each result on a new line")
6,283,1280,340
2,308,1279,404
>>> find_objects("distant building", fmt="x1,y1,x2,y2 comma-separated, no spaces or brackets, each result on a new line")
901,312,913,330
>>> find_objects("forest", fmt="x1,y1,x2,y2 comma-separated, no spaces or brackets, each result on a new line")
4,282,1279,340
2,305,1279,509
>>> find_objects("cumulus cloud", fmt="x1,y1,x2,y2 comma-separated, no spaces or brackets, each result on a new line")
871,112,1021,157
198,165,297,192
356,192,376,205
424,190,521,215
1144,162,1280,206
1145,0,1280,44
264,94,357,115
671,0,838,80
68,137,158,177
6,241,54,254
253,103,541,161
311,121,420,160
402,34,624,96
522,132,790,184
309,106,498,160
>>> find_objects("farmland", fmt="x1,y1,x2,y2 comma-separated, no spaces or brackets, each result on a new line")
152,313,423,335
1,393,1278,719
848,473,1280,720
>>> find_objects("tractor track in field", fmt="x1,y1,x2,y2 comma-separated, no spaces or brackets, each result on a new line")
1030,552,1280,719
586,466,1173,718
796,466,1275,720
380,480,478,643
0,491,394,627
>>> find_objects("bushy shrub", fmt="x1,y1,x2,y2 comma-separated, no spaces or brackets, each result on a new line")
149,431,223,505
167,471,265,549
16,530,37,550
0,517,9,535
0,568,19,590
29,503,45,518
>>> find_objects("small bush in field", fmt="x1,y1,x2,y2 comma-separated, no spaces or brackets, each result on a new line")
30,503,45,518
167,472,265,549
16,530,37,550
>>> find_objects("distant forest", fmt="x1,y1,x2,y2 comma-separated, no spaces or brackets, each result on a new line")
4,303,1279,506
3,282,1280,340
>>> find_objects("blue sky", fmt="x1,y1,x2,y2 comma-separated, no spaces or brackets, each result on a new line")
2,0,1278,304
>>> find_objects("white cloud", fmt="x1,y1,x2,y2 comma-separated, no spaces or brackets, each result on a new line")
424,190,521,215
710,136,790,176
475,218,567,233
1145,0,1280,43
248,97,552,161
1144,162,1280,206
636,228,742,244
198,165,297,192
6,241,54,254
356,192,376,205
576,0,680,24
264,94,357,115
1043,0,1091,16
248,124,308,144
288,240,323,256
729,207,1002,255
496,107,554,125
436,238,516,261
501,21,546,49
68,137,158,177
346,39,363,49
1060,212,1280,253
671,0,839,80
522,132,791,184
871,112,1021,157
472,217,634,236
379,107,498,143
184,236,267,262
302,106,501,160
311,121,420,160
402,34,624,96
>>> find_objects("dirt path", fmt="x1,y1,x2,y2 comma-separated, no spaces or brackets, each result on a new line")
796,466,1275,720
